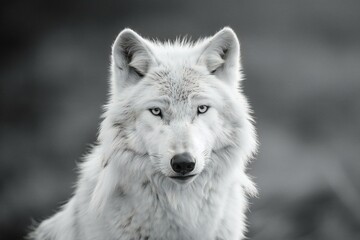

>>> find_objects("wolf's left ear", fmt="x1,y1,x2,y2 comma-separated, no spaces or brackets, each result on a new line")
111,29,156,90
198,27,241,84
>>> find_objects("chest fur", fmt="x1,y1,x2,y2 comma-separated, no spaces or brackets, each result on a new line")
100,177,230,240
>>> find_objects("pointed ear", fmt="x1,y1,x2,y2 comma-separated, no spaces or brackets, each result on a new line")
111,29,155,89
198,27,241,83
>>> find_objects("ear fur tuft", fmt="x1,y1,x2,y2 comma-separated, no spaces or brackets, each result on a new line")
199,27,241,79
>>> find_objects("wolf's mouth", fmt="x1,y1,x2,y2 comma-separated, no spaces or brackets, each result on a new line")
170,174,196,180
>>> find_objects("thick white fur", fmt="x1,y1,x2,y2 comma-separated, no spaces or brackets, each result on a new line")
29,27,258,240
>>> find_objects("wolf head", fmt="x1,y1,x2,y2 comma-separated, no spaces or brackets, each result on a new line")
99,27,257,186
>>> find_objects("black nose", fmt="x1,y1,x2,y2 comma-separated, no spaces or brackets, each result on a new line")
170,152,195,175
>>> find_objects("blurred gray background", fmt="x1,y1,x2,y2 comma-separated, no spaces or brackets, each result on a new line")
1,0,360,239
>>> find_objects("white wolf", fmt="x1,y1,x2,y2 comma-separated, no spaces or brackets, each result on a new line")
29,27,258,240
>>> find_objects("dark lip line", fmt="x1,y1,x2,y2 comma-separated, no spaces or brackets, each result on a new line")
170,174,196,180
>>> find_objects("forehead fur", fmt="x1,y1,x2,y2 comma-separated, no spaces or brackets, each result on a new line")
148,37,208,63
147,67,205,102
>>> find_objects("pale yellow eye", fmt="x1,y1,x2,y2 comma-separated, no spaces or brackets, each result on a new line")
197,105,209,114
150,108,162,117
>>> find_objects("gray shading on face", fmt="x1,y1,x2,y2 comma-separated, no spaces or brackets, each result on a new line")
146,67,205,121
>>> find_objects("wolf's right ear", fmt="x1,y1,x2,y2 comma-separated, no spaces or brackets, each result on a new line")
111,29,156,89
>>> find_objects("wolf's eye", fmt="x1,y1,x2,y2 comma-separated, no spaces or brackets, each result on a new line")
197,105,209,114
149,108,162,117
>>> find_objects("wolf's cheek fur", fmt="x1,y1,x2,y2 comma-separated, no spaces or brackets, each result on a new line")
132,112,173,174
134,111,166,149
